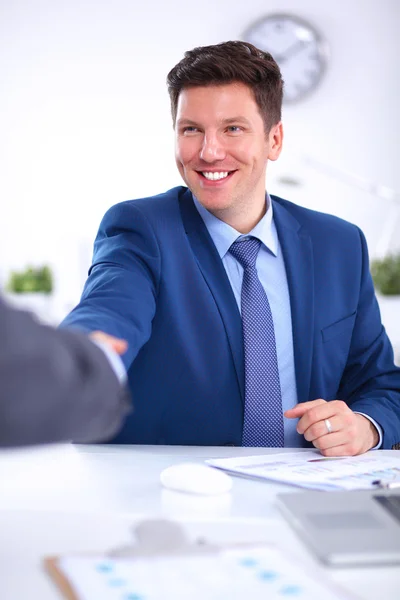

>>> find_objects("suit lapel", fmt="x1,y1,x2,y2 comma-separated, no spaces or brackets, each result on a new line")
178,189,315,406
179,189,244,403
272,198,314,404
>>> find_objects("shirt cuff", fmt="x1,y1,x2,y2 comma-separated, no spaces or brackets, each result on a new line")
354,412,383,449
90,339,127,385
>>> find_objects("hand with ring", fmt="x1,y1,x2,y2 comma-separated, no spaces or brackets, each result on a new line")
284,399,379,456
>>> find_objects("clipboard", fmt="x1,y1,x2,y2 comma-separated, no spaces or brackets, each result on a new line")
45,519,221,600
45,559,80,600
44,519,358,600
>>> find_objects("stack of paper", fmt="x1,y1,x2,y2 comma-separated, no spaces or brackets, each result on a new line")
206,450,400,491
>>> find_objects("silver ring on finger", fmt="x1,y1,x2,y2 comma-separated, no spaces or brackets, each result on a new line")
324,418,333,434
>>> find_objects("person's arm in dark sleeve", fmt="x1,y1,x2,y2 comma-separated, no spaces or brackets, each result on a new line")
0,298,131,447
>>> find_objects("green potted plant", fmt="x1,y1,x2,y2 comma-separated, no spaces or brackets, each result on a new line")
371,254,400,296
5,265,54,322
371,253,400,366
7,265,53,295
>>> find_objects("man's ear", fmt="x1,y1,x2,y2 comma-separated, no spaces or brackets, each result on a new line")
267,122,283,161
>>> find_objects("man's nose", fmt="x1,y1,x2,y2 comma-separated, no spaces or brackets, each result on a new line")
199,134,226,162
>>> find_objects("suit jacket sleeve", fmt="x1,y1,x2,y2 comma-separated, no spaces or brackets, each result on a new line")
0,297,131,447
60,201,161,372
338,227,400,449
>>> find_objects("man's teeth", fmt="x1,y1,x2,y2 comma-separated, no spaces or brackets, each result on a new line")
202,171,229,181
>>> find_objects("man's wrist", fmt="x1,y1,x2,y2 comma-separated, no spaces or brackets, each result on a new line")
355,413,380,451
90,339,127,384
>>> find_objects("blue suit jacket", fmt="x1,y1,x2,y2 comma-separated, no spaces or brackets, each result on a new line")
62,186,400,449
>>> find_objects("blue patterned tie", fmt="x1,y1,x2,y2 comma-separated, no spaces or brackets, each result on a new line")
229,237,284,447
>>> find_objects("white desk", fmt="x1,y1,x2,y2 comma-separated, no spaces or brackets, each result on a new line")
0,444,399,600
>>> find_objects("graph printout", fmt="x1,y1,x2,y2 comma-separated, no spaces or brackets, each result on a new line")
57,546,352,600
206,450,400,491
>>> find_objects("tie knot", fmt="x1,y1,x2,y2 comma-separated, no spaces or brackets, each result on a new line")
229,237,261,269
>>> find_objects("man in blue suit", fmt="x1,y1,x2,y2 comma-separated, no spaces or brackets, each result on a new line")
62,41,400,453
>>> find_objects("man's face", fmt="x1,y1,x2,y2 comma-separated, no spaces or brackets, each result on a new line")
174,82,282,222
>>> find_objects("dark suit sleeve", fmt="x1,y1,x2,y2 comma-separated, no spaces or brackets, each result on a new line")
0,298,131,447
338,228,400,449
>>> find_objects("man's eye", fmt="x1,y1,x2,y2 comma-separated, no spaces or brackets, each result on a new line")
227,126,242,133
182,126,198,134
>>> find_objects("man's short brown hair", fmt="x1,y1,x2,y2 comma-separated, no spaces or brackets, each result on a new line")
167,40,284,133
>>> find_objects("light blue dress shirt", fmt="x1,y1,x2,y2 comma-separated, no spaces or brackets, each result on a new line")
91,339,127,384
193,195,301,446
193,194,382,449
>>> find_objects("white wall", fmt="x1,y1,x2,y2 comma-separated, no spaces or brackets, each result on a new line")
1,0,399,317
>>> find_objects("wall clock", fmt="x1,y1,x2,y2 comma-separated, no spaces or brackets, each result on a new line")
243,13,328,103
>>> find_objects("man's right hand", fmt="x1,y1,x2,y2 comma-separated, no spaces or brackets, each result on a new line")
89,331,128,355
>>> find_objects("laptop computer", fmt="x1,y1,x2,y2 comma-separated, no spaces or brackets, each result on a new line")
277,489,400,566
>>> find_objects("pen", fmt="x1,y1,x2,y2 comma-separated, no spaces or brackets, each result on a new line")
372,479,400,490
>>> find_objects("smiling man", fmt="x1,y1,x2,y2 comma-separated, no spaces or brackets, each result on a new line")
61,41,400,453
174,82,282,233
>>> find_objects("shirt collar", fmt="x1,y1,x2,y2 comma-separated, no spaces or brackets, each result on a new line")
193,193,277,259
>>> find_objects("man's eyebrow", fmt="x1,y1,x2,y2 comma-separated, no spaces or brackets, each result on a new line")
176,117,251,127
222,117,251,125
176,118,199,127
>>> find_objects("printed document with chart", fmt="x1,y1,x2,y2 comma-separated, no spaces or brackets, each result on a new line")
206,450,400,491
47,545,353,600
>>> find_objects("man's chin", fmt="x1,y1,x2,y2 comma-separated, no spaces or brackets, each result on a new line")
183,179,234,213
194,195,233,215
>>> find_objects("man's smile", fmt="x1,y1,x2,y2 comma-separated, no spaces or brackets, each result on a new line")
196,170,237,184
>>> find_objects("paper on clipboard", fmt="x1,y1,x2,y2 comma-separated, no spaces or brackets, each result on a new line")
206,450,400,491
46,545,355,600
44,519,357,600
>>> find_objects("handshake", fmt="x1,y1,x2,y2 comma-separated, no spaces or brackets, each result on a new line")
89,331,128,355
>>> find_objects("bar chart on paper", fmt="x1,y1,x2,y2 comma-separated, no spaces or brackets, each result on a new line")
48,545,352,600
206,450,400,491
